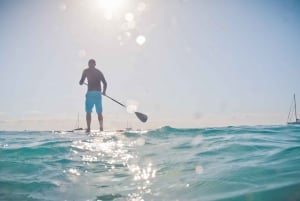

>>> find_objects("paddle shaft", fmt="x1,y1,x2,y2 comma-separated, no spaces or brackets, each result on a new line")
104,94,126,108
84,83,126,107
83,83,148,122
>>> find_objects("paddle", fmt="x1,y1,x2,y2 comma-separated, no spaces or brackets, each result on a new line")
84,83,148,123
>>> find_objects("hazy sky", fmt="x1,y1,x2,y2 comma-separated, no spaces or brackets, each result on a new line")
0,0,300,130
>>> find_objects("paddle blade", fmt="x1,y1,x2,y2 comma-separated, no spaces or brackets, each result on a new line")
135,112,148,123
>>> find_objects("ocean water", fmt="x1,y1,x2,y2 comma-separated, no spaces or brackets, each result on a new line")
0,125,300,201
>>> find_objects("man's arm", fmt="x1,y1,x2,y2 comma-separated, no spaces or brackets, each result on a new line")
79,70,86,85
101,73,107,95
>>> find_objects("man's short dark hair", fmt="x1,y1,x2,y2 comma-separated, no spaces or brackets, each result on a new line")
88,59,96,67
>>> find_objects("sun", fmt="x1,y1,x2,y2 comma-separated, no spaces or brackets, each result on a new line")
96,0,125,20
97,0,124,11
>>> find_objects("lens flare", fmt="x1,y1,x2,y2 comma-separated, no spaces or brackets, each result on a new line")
195,165,204,174
136,35,146,45
59,3,67,11
78,49,87,58
125,12,134,22
126,104,138,113
126,100,139,113
137,2,146,12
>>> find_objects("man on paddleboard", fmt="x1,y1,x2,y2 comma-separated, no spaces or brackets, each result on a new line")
79,59,107,132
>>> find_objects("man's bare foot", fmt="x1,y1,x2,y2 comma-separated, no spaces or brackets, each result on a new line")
86,128,90,133
100,127,103,131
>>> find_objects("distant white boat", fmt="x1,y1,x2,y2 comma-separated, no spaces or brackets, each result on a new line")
65,113,84,132
287,94,300,125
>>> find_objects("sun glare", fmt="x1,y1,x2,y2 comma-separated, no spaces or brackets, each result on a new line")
97,0,124,11
97,0,125,20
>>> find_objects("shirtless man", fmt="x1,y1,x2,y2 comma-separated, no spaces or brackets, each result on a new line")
79,59,107,132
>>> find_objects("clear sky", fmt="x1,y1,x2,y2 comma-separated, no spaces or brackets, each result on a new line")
0,0,300,130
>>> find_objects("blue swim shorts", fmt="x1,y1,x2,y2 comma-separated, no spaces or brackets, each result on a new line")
85,91,102,113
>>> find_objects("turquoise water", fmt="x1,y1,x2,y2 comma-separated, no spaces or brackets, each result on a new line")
0,125,300,201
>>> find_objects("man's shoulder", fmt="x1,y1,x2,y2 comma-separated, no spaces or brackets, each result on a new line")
85,68,98,73
95,68,104,75
85,67,104,76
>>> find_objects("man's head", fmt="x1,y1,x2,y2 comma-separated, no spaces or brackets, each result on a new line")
88,59,96,68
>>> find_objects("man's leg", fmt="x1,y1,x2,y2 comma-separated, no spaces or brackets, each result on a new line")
98,113,103,131
85,92,93,133
86,112,91,133
95,92,103,131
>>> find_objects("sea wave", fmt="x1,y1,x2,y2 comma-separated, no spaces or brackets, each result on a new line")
0,125,300,200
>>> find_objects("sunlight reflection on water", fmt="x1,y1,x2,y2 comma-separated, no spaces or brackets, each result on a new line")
70,131,155,200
